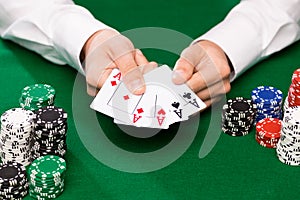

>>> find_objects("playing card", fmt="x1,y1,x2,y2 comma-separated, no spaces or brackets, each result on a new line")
113,84,171,129
140,65,206,119
91,65,206,129
91,69,169,128
90,68,124,118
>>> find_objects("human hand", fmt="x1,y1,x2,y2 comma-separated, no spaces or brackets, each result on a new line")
82,29,157,96
172,40,232,107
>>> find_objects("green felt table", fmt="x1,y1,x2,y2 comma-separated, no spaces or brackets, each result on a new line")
1,0,300,199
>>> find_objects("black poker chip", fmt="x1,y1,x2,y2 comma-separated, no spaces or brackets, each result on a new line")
32,106,68,159
0,162,28,199
223,97,256,117
34,106,67,129
221,97,257,137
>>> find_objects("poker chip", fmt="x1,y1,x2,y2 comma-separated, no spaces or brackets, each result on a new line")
251,86,283,122
276,106,300,166
255,118,281,148
0,108,34,166
221,97,256,136
28,155,66,199
19,84,55,111
0,162,28,199
32,106,68,160
287,69,300,107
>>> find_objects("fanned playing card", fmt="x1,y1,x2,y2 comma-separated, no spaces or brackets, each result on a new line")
90,65,206,129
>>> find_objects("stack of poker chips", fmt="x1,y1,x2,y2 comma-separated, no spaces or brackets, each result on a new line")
255,118,281,148
288,68,300,107
28,155,66,199
276,106,300,166
19,84,55,111
31,106,68,160
284,68,300,109
0,108,34,166
0,162,29,199
251,86,283,122
222,97,256,136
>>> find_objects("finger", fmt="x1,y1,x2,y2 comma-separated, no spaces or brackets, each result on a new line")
135,49,149,66
186,66,230,93
172,44,208,84
85,59,116,89
114,50,146,95
172,57,194,84
86,83,99,96
196,80,231,101
140,62,158,75
135,49,158,74
96,67,115,89
203,95,223,108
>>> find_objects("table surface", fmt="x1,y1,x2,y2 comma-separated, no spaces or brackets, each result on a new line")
1,0,300,199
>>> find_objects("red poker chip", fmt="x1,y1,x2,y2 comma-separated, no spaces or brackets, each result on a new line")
289,86,300,93
292,69,300,80
255,135,277,148
288,91,300,98
289,103,300,107
288,99,300,107
256,118,281,139
292,77,300,86
288,99,300,105
288,100,300,105
288,95,300,100
256,133,279,143
288,95,300,101
288,91,300,97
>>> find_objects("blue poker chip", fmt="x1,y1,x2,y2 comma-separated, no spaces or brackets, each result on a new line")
256,109,282,115
251,86,283,105
256,112,282,118
255,104,282,110
255,103,282,110
255,114,282,122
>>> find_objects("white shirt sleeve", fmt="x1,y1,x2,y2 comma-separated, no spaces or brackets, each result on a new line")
195,0,300,80
0,0,113,74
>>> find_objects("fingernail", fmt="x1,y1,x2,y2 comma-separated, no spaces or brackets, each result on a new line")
128,78,145,94
172,70,186,84
136,49,143,55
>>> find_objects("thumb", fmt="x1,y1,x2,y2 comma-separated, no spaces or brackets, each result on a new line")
172,58,194,84
115,51,145,95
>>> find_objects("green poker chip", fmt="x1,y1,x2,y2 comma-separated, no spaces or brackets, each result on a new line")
20,84,55,111
21,84,55,102
29,182,64,193
28,155,66,178
28,155,66,199
29,186,64,199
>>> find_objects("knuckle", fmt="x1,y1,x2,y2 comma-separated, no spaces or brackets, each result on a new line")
86,76,94,87
224,82,231,93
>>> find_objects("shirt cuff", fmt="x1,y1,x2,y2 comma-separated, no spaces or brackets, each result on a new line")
51,5,115,75
193,3,263,81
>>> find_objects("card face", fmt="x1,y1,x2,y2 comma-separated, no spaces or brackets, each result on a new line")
153,84,187,125
113,85,170,129
142,65,206,119
107,82,143,115
91,65,206,129
90,68,124,118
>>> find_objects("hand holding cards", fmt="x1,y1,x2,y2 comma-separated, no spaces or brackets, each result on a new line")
90,65,206,129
